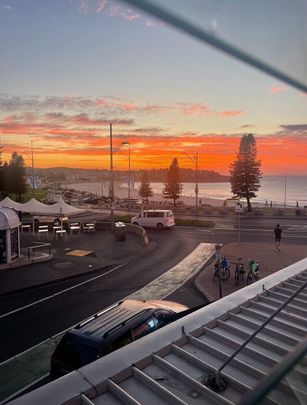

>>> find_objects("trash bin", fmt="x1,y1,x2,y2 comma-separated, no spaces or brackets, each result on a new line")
115,222,126,241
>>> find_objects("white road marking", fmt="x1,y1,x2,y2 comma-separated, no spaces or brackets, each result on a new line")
0,264,123,320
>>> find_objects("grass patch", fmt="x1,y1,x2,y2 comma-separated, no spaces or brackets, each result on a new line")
175,218,215,228
114,215,134,223
9,188,48,202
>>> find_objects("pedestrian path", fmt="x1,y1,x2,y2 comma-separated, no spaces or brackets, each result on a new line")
128,243,215,301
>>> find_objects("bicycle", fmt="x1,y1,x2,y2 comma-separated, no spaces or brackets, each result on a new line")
233,257,245,285
246,259,260,284
213,256,230,281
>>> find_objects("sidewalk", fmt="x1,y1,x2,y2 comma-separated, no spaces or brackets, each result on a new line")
195,242,307,301
0,230,153,296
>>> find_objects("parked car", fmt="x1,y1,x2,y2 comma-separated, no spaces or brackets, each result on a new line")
131,209,175,229
50,299,190,379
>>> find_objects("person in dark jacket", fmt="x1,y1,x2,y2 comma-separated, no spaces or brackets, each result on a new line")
274,224,282,250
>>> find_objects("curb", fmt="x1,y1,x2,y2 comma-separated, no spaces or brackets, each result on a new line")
193,253,216,302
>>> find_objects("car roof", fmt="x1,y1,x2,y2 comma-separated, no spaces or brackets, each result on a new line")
70,300,180,342
141,209,173,213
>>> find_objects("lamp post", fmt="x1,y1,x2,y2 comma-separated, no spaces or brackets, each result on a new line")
128,145,131,200
109,124,130,229
184,151,199,212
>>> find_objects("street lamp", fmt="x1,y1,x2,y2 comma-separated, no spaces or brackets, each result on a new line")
109,124,130,229
184,151,199,212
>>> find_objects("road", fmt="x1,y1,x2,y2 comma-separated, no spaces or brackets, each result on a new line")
1,218,306,363
1,218,307,402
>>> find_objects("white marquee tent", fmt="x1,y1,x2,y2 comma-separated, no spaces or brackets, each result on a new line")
0,197,86,217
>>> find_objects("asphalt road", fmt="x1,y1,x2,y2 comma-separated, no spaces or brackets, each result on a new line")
0,226,199,362
1,219,307,363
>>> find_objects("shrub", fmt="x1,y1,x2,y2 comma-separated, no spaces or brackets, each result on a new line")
175,218,215,228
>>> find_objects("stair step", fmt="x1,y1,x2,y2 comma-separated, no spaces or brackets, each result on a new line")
218,317,298,350
237,307,307,337
275,285,307,301
227,313,301,346
211,324,288,360
201,326,283,364
169,343,254,398
257,295,307,318
267,291,307,309
244,303,307,329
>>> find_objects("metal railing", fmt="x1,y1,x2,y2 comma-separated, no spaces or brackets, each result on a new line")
27,242,51,260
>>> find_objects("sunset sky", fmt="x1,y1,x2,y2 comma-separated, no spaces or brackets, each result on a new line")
1,0,307,175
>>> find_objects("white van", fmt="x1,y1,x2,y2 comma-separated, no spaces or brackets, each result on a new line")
131,210,175,229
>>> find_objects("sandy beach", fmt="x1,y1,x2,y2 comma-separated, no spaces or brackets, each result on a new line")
114,184,225,207
64,180,293,209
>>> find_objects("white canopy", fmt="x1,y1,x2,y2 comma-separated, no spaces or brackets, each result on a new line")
47,198,86,216
0,197,86,217
0,197,23,211
21,198,53,215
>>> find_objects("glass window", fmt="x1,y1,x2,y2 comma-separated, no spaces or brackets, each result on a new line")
10,228,19,259
132,317,159,340
110,330,133,351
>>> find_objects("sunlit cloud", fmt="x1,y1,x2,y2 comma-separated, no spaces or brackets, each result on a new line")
220,110,243,117
269,85,288,94
1,92,307,174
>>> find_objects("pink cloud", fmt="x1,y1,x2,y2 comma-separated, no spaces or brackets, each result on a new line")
145,20,157,28
78,0,90,15
108,5,141,21
179,103,213,116
269,85,288,94
220,110,243,117
96,0,107,13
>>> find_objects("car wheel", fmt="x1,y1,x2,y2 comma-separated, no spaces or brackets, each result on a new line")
157,223,164,229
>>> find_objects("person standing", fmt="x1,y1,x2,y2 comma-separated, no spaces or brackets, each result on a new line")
274,224,282,250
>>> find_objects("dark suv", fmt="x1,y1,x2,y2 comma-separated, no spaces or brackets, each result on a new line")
50,299,191,379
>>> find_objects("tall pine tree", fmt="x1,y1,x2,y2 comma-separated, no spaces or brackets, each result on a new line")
138,171,153,204
163,158,183,206
8,152,27,201
229,134,262,212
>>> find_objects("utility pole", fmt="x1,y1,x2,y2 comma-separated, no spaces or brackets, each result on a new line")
109,124,114,230
184,151,199,213
31,140,35,197
195,151,199,212
128,146,131,200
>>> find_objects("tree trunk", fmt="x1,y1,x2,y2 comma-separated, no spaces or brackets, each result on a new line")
247,197,252,212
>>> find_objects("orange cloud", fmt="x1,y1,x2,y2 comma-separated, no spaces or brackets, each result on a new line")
3,131,307,175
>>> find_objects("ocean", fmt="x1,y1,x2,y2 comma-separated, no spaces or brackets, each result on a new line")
66,176,307,208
